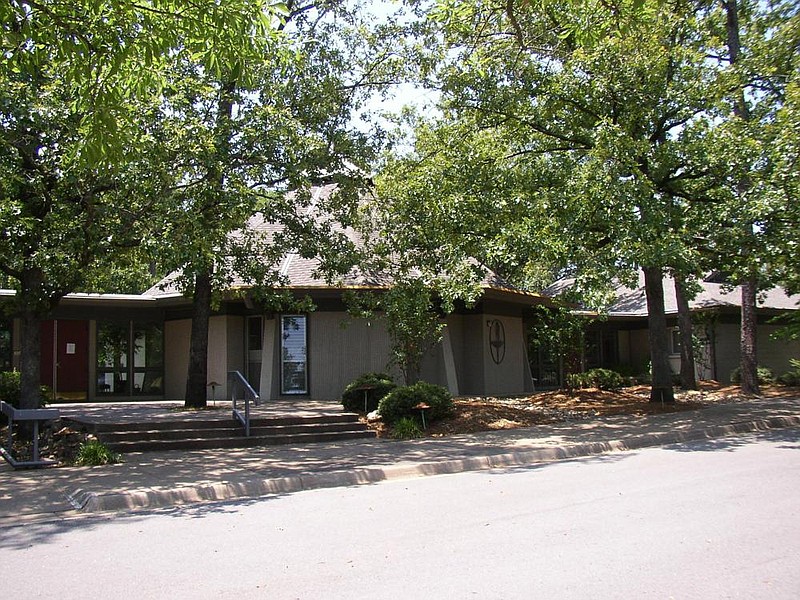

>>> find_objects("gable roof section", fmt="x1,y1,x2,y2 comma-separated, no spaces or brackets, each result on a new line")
144,184,548,307
544,271,800,317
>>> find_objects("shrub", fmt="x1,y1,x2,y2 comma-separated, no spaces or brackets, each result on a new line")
378,381,454,425
777,360,800,386
565,368,625,391
341,372,397,414
392,417,424,439
75,440,121,466
0,371,50,424
777,371,799,386
730,366,775,385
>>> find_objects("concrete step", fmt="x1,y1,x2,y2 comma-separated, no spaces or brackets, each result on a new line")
97,421,368,444
103,429,377,453
67,410,376,453
66,413,361,434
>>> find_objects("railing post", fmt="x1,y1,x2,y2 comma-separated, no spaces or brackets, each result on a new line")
228,371,258,438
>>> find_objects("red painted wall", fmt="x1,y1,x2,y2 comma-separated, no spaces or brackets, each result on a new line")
40,320,89,400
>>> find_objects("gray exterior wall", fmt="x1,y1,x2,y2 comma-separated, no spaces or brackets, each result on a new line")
259,310,533,400
160,308,536,402
482,314,530,396
445,313,531,397
712,322,800,384
164,318,190,400
164,315,243,400
609,320,799,384
302,312,397,401
456,314,486,395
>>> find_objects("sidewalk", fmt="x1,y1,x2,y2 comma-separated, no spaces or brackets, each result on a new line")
2,396,799,523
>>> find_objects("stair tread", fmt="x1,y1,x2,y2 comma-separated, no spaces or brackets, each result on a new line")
104,429,377,452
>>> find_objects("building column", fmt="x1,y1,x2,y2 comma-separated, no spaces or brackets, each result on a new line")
259,317,276,400
441,325,459,396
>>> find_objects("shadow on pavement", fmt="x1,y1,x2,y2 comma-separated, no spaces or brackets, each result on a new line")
664,427,800,453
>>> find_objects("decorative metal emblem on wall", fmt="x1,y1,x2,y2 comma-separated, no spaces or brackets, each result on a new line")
488,319,506,365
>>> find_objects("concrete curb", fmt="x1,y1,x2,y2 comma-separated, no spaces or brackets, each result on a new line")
68,415,800,514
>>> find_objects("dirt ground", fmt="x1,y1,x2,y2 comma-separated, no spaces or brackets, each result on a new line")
369,382,800,438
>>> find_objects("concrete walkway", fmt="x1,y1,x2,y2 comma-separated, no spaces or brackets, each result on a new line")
1,396,799,523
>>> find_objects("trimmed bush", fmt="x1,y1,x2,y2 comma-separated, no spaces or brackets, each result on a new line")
565,368,625,391
730,366,775,385
378,381,454,425
341,372,397,414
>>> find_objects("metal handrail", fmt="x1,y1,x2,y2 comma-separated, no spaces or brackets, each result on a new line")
228,371,260,437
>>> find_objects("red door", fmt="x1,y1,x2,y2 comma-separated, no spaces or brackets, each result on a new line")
40,320,89,401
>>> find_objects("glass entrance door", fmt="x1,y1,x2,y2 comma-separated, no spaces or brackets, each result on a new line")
247,316,263,393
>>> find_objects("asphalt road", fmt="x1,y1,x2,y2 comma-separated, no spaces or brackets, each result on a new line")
2,429,799,599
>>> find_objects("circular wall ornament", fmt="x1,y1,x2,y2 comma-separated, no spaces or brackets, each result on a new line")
488,319,506,365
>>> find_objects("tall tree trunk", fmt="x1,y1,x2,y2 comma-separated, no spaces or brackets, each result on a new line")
707,318,718,382
644,266,675,403
724,1,760,396
183,80,236,408
184,267,213,407
18,267,52,410
19,309,43,411
674,275,698,390
740,278,760,395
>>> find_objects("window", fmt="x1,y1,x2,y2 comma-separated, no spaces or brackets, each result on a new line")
133,323,164,394
96,322,130,394
670,328,682,355
97,321,163,396
281,315,307,394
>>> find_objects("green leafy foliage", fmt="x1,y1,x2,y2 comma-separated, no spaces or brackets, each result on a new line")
0,371,50,419
376,0,798,402
341,372,397,414
565,368,625,391
75,439,121,467
730,366,775,386
378,381,454,425
0,0,286,163
152,2,379,406
391,417,424,440
527,305,590,383
776,359,799,386
346,281,446,386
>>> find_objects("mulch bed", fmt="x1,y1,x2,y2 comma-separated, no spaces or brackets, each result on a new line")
368,382,800,438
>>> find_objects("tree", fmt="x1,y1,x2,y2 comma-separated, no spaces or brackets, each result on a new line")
377,0,737,403
153,1,380,407
707,0,799,394
0,1,287,409
0,67,163,409
674,274,699,390
377,0,797,401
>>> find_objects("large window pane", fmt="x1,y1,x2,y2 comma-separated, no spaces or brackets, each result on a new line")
96,320,164,397
133,323,163,394
281,315,307,394
96,322,130,395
